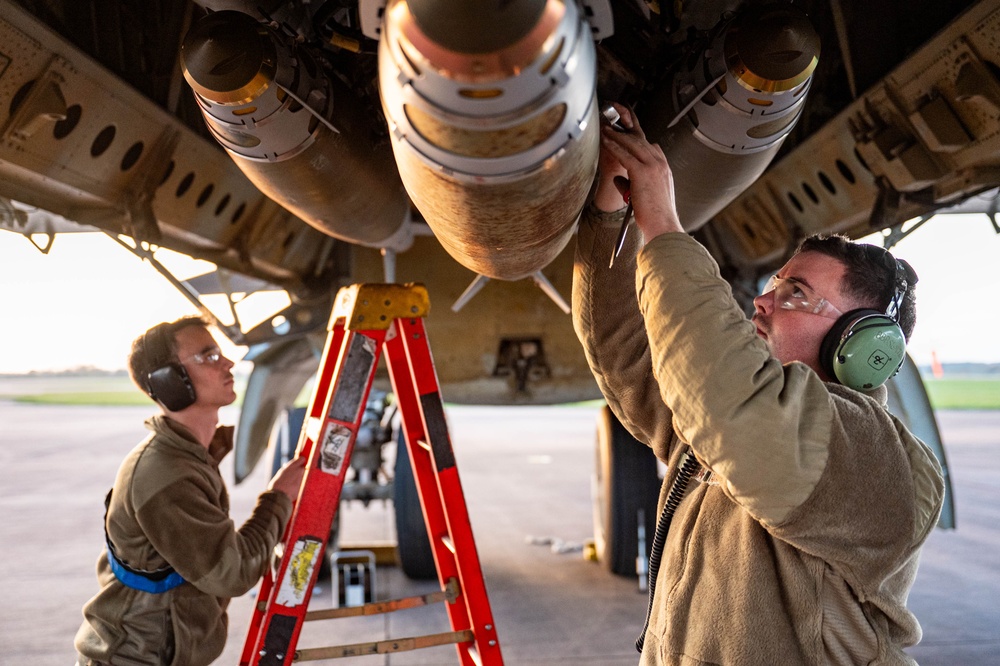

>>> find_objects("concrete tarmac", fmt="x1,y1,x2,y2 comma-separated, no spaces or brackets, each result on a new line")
1,400,997,665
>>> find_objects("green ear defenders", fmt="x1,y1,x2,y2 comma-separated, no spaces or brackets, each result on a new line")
819,251,908,391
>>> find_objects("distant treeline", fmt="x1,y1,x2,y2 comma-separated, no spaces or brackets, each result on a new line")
919,363,1000,377
3,363,999,379
0,367,129,378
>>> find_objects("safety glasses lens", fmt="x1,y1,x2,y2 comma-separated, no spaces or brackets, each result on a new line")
763,276,839,317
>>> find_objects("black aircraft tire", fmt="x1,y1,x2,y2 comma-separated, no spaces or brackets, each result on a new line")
593,404,662,577
393,430,437,580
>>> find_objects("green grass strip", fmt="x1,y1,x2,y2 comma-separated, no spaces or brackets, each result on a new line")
923,378,1000,410
5,379,999,410
8,391,247,407
10,392,153,406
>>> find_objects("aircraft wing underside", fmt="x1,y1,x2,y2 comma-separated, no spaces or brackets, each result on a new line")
3,0,997,319
0,1,993,493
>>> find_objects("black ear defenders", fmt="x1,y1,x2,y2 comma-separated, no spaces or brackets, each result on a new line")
819,249,908,391
144,326,197,412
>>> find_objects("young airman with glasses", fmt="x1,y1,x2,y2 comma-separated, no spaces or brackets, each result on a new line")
573,102,944,665
75,316,305,666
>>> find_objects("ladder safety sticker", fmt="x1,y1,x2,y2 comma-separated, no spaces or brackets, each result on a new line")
420,392,456,470
276,537,323,607
329,335,377,423
320,423,351,475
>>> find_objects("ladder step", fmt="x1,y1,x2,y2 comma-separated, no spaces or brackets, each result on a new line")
304,578,459,621
440,534,456,554
295,629,475,661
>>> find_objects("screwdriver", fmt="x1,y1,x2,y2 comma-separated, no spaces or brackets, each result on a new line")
609,177,632,268
601,104,633,269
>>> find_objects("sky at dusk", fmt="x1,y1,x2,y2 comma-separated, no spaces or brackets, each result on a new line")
1,212,997,374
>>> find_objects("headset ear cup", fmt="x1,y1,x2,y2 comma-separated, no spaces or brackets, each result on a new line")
147,363,197,411
824,310,906,391
819,311,859,381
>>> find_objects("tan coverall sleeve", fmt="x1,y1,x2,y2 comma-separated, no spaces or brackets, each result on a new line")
635,233,833,524
135,476,292,598
572,204,678,460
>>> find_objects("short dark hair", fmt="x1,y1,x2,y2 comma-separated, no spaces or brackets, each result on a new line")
795,234,918,341
127,316,208,397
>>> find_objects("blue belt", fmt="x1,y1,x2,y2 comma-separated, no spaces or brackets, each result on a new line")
107,546,186,593
103,489,186,594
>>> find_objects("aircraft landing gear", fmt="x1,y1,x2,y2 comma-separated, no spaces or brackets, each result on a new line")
268,392,435,581
393,428,437,579
592,405,661,577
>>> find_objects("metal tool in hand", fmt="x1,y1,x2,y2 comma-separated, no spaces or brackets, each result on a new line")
600,104,634,269
609,181,633,268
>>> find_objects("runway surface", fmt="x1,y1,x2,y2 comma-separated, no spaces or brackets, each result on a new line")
1,399,997,665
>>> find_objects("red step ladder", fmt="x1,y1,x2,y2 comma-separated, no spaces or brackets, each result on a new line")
240,283,503,665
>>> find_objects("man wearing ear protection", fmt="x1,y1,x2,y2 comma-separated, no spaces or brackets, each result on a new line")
75,316,306,666
573,103,945,665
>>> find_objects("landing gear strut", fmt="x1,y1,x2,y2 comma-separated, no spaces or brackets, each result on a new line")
592,405,661,577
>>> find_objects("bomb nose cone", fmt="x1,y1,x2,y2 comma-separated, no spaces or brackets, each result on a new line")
732,6,820,87
181,10,275,103
379,0,598,279
407,0,546,54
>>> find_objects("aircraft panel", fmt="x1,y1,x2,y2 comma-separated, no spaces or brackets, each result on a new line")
0,2,340,291
703,0,1000,270
352,234,598,405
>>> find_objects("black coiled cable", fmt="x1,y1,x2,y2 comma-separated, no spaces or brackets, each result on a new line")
636,447,701,653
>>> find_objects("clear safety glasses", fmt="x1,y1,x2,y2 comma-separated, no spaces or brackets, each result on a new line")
182,346,224,366
761,275,842,319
